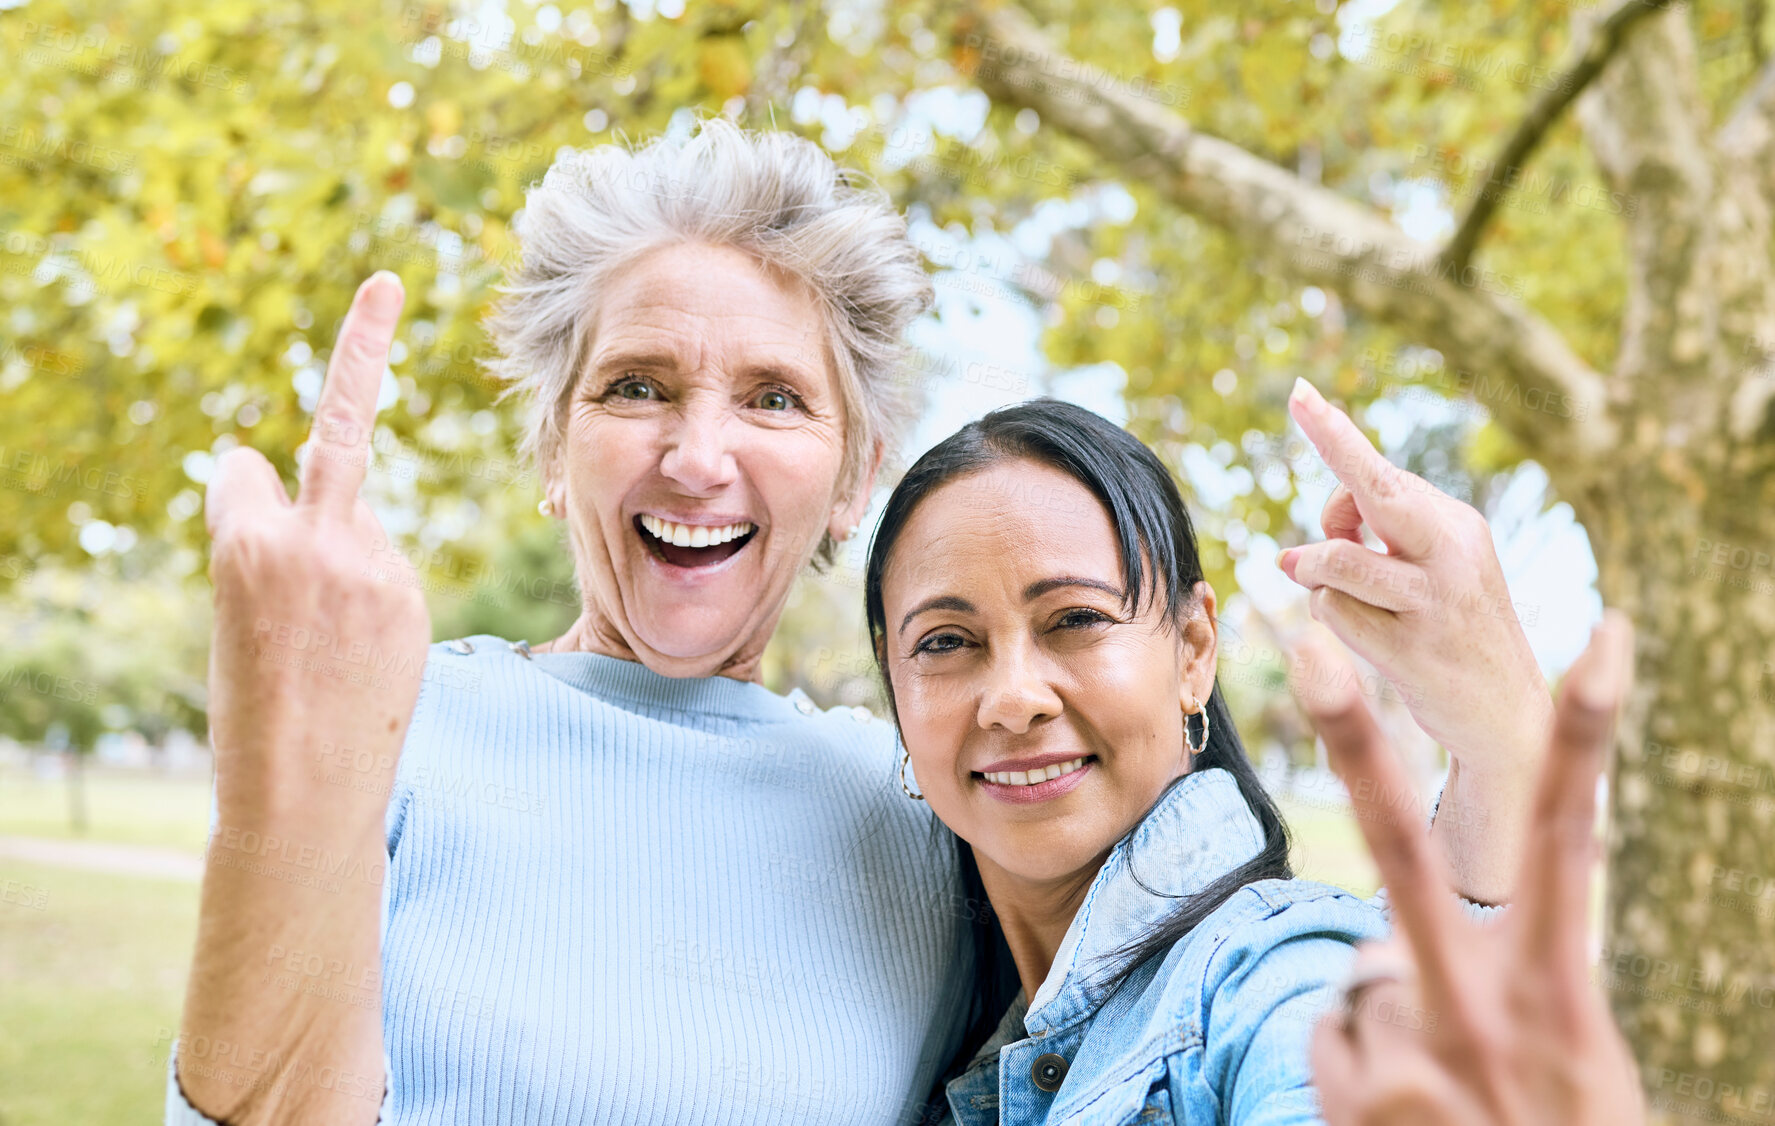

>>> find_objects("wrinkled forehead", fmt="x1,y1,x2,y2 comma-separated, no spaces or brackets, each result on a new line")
588,243,830,373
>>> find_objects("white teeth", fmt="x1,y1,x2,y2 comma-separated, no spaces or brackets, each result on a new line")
983,757,1089,787
640,515,756,549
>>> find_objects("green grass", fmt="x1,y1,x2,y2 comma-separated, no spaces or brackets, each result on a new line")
0,859,198,1126
0,765,210,854
1279,794,1382,897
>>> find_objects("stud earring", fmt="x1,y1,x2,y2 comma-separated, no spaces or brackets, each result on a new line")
538,498,555,517
846,523,862,542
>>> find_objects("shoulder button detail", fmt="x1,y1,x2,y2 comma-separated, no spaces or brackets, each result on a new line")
849,706,873,722
509,640,532,660
793,695,817,716
445,638,475,655
1030,1052,1069,1093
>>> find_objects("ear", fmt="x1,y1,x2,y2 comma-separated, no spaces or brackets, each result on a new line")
541,454,567,518
1177,580,1220,715
829,437,885,542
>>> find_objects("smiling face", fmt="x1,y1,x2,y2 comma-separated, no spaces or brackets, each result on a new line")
545,241,875,678
880,459,1220,885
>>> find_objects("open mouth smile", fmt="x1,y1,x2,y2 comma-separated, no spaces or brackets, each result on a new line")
635,514,759,569
974,754,1098,804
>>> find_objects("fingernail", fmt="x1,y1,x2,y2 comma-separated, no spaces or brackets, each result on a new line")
363,271,404,312
1289,376,1322,411
1287,629,1358,715
1567,612,1632,710
1277,547,1296,572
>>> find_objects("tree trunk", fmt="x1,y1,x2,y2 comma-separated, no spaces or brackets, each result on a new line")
64,747,87,836
1582,448,1775,1124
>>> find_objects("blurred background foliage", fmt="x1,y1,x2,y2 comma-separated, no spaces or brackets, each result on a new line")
11,0,1758,755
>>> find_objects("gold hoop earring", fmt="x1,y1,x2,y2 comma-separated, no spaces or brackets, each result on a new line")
1185,696,1211,756
899,746,925,801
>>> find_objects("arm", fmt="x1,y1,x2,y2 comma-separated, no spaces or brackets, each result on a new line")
1181,912,1387,1126
171,272,429,1125
1279,377,1553,904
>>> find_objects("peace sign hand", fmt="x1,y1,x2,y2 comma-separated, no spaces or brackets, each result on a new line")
1292,612,1644,1126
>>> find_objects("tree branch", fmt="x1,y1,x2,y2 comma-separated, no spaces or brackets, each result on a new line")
1719,58,1775,205
1576,3,1716,396
1440,0,1669,274
1716,59,1775,439
949,4,1616,469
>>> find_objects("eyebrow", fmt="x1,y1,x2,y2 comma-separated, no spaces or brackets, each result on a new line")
1023,576,1126,602
896,577,1127,637
588,350,822,388
899,596,974,638
588,351,681,378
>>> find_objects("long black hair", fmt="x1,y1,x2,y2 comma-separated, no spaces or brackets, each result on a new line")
863,398,1293,1063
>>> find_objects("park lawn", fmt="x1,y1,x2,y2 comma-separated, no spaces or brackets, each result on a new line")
1278,793,1381,898
0,765,211,853
0,859,198,1126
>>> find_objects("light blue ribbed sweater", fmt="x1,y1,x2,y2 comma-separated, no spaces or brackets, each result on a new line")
169,635,975,1124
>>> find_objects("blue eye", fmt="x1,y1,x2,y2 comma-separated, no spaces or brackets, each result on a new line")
753,386,801,411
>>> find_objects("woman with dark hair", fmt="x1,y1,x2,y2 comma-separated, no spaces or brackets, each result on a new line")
864,394,1514,1125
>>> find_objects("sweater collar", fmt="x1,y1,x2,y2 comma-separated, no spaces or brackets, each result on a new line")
477,636,809,724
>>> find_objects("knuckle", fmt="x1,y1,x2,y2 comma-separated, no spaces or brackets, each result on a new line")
1326,539,1366,578
312,406,368,449
211,517,272,563
1367,463,1404,501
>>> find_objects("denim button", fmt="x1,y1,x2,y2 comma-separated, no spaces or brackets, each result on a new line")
1030,1052,1068,1092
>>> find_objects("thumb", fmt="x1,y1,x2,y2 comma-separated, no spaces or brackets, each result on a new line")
206,446,291,538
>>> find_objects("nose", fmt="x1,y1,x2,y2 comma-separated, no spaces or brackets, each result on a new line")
975,643,1063,734
658,397,738,494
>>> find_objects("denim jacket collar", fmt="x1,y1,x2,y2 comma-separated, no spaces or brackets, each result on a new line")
1022,765,1267,1037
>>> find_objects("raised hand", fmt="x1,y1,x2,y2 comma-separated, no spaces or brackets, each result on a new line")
1292,612,1643,1126
1279,377,1553,901
203,269,428,821
177,272,427,1125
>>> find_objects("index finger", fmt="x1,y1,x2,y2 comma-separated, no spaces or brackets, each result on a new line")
299,272,405,516
1516,611,1633,973
1287,628,1468,1002
1287,378,1438,558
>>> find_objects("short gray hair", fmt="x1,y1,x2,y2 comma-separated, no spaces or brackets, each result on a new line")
484,117,933,560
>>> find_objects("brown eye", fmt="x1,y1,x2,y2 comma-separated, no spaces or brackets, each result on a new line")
914,632,966,656
616,378,655,400
754,388,792,411
1057,609,1111,629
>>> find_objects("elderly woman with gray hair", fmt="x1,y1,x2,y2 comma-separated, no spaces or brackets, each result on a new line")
167,120,1551,1125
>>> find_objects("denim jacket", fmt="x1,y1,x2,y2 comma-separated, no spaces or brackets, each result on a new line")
939,767,1390,1126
